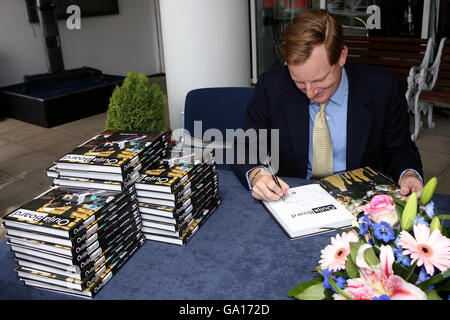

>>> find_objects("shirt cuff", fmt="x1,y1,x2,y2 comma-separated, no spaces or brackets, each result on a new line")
245,166,265,190
399,168,424,183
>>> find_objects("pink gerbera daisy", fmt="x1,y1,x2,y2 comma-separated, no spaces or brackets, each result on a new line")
398,224,450,275
319,231,359,272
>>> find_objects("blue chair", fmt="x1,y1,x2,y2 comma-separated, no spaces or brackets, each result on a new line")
183,87,254,170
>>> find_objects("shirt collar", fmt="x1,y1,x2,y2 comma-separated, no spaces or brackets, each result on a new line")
310,67,348,107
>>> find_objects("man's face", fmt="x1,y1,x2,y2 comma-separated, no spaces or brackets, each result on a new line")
288,44,348,104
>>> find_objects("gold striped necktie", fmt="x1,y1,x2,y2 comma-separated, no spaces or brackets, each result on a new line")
311,100,333,179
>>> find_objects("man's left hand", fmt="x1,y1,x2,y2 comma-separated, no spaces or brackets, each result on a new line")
398,171,424,198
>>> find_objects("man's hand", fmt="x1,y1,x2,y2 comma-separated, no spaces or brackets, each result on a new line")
398,171,424,198
249,167,290,201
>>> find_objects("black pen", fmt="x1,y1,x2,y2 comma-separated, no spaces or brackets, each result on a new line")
264,157,286,201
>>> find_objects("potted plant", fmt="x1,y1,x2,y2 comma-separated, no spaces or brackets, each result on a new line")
105,71,167,132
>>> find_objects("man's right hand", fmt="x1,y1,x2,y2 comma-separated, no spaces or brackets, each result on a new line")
249,167,290,202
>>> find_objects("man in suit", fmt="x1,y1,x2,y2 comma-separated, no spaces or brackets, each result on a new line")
232,9,423,202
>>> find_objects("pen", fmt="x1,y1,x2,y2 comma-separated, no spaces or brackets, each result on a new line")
264,157,286,201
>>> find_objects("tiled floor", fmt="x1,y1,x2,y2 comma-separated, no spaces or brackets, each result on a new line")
0,77,449,243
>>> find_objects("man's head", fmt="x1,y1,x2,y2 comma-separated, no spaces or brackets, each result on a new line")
280,9,348,103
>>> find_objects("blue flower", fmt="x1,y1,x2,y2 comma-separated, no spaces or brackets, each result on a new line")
373,222,395,243
416,266,435,292
413,215,429,227
372,294,391,300
424,201,435,220
358,215,372,236
322,268,347,293
393,245,411,267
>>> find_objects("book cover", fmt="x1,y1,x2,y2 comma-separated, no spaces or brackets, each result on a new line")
55,131,168,174
48,141,169,182
318,167,405,217
3,186,126,239
262,184,355,239
135,154,215,193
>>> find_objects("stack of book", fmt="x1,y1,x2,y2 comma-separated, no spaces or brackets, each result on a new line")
135,150,221,246
2,185,143,298
47,131,170,191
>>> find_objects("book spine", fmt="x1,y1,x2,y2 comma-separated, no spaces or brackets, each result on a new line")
168,159,216,193
174,188,218,230
69,190,137,246
77,216,142,279
171,183,220,225
78,225,143,289
76,218,142,276
171,162,217,201
64,185,135,239
87,233,145,297
142,186,219,232
170,171,219,209
144,197,221,246
71,202,140,265
182,197,222,245
120,131,169,174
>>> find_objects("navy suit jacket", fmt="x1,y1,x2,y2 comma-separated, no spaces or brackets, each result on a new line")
232,61,423,189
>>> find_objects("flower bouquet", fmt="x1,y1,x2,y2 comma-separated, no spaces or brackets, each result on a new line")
288,177,450,300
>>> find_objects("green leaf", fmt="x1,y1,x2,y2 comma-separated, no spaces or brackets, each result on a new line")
392,196,406,208
417,268,450,291
436,214,450,221
434,279,450,292
295,282,326,300
392,261,418,283
345,257,359,279
350,242,364,265
427,289,443,300
364,247,380,267
327,275,354,300
395,203,403,222
287,277,323,298
404,261,418,282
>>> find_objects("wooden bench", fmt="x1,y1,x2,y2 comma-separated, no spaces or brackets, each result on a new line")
411,37,450,140
344,35,433,92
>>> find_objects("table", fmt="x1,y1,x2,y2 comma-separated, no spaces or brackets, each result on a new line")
0,169,449,300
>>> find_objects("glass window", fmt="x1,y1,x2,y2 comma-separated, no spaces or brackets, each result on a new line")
252,0,431,77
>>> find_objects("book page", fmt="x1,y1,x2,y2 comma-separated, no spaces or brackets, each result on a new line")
263,184,354,239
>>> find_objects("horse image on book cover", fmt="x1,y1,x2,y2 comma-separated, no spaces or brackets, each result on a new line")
319,167,405,217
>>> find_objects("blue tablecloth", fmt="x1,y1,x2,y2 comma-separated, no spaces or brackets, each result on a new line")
0,169,449,300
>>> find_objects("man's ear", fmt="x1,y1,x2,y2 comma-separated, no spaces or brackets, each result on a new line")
339,45,348,67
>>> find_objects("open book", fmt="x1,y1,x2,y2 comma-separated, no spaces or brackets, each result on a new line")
262,184,355,239
318,167,404,217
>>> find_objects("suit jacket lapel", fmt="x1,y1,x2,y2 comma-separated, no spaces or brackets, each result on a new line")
345,64,373,170
282,86,310,177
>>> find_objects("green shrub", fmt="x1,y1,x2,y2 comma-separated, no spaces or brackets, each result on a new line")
105,71,167,132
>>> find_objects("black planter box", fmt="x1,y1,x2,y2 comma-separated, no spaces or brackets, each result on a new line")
0,68,124,128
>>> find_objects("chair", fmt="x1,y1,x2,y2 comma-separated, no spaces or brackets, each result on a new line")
405,37,435,112
344,35,434,93
410,37,449,141
183,87,254,170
